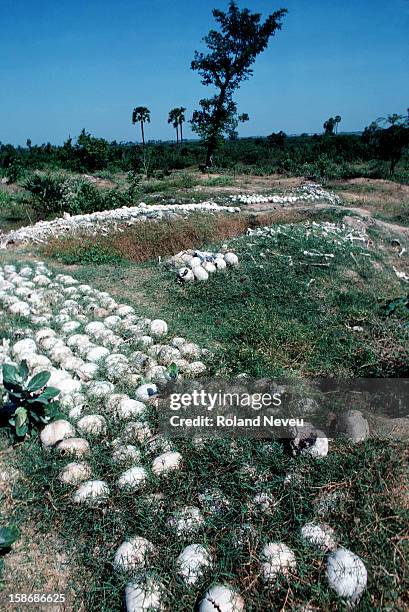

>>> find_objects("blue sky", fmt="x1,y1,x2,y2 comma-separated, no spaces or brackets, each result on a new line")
1,0,408,145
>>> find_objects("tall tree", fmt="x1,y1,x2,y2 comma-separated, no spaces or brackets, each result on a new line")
334,115,342,134
132,106,150,146
363,114,409,175
268,130,286,149
178,107,186,143
323,117,336,135
191,2,287,167
168,108,180,144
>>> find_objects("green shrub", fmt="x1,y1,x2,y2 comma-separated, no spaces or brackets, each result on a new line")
0,361,63,440
2,132,408,185
205,175,234,186
23,173,67,216
24,173,131,219
67,181,104,214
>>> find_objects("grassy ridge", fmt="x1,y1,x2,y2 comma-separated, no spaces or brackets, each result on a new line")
49,216,408,379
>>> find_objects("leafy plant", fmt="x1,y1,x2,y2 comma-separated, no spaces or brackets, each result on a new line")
5,158,24,182
0,525,19,550
23,172,67,216
1,361,62,439
167,362,179,380
0,525,20,580
76,129,108,171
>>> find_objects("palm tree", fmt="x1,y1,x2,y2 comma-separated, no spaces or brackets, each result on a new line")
387,113,401,126
335,115,341,134
168,108,180,144
178,107,186,143
132,106,150,146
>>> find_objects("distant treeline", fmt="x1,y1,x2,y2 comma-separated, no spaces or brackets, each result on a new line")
1,128,408,182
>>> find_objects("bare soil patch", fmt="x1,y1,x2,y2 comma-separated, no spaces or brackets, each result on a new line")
80,174,118,190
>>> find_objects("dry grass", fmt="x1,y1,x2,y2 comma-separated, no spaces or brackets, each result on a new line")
329,178,409,225
41,210,312,264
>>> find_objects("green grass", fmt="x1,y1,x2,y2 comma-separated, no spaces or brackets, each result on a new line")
203,176,234,187
0,190,35,231
373,207,409,227
1,212,408,610
55,218,408,379
138,172,199,194
7,430,409,611
51,243,128,266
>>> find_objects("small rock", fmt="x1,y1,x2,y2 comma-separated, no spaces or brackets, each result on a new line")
214,257,227,271
179,342,200,359
289,422,328,457
193,266,209,281
117,466,148,490
301,522,337,551
87,380,114,399
327,547,367,605
203,261,216,274
135,383,158,403
86,346,110,363
224,252,239,267
12,338,37,358
77,414,107,437
56,437,90,457
337,410,369,443
150,319,168,338
198,584,245,612
77,362,99,381
106,393,128,410
152,451,182,475
113,536,155,572
125,576,164,612
114,398,146,421
176,544,211,585
59,462,91,485
177,267,195,283
73,480,109,504
68,406,84,421
184,361,206,377
40,420,75,448
261,542,296,581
